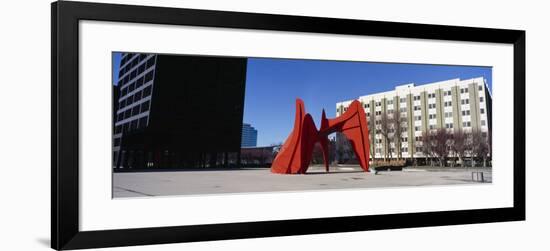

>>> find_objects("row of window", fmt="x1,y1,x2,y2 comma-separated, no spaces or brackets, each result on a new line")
343,95,487,115
119,86,152,110
369,109,486,123
119,53,137,66
119,55,155,80
357,85,485,109
114,116,149,137
120,70,155,97
116,100,150,122
118,58,156,87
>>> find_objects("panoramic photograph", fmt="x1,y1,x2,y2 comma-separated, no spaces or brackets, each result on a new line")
111,52,492,198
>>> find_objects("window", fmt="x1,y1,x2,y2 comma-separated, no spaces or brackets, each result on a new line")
416,147,423,152
444,101,452,107
130,120,138,131
366,112,370,116
402,137,408,142
121,87,127,97
146,57,155,67
429,125,436,129
143,86,152,96
443,90,452,96
462,110,470,116
140,101,150,112
414,106,421,111
136,77,144,88
481,120,486,126
415,126,420,131
364,103,369,108
428,93,436,99
461,88,469,94
127,95,134,104
124,110,131,119
387,109,394,114
119,99,126,109
131,57,138,68
462,121,471,127
480,97,484,102
114,138,121,146
116,112,124,121
115,126,122,134
445,123,453,129
134,91,142,100
128,82,135,92
429,114,436,119
123,75,130,85
416,136,422,141
400,98,406,103
479,85,483,91
480,108,485,114
428,103,436,109
376,102,381,107
415,115,421,121
387,100,393,105
461,99,469,105
130,69,137,80
145,71,154,82
139,117,148,128
400,107,407,113
413,95,420,101
401,147,408,153
138,63,146,74
132,106,140,116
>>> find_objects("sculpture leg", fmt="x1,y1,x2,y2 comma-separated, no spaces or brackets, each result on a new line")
271,99,319,174
319,136,329,172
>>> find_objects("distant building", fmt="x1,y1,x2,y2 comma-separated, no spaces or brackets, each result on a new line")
113,53,248,169
241,123,258,147
336,77,492,160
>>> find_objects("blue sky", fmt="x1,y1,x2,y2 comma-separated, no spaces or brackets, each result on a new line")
243,58,491,146
111,53,491,147
112,52,121,85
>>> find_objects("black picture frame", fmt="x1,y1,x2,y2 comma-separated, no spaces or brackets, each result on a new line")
51,1,525,250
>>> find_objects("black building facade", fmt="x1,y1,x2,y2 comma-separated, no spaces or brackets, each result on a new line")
113,53,248,170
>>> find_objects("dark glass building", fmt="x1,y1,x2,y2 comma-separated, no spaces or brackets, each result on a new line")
113,53,248,170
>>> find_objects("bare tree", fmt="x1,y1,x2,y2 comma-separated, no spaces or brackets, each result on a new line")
420,131,432,166
452,129,468,167
471,130,490,168
311,143,325,164
335,132,355,164
431,129,452,167
393,109,405,161
367,115,375,161
379,111,392,161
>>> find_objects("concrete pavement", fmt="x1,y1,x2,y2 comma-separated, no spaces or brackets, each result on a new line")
113,165,492,198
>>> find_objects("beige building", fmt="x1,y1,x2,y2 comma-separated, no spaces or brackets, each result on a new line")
336,77,492,159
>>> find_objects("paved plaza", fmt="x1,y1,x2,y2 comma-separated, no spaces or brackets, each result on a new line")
113,165,492,198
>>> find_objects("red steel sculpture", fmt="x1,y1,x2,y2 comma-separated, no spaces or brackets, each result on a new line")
271,99,370,174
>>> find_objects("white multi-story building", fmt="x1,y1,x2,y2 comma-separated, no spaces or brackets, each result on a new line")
336,77,492,160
